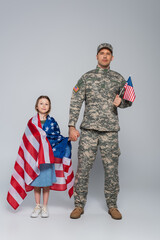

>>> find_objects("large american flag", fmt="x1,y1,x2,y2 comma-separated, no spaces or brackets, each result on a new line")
7,115,74,210
123,76,136,102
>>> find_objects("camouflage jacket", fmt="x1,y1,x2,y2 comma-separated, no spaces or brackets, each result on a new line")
69,66,132,131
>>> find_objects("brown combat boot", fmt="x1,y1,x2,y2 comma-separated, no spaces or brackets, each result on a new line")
70,207,84,219
108,208,122,220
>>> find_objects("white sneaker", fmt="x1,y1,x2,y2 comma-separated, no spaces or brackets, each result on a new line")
30,204,42,218
41,206,49,218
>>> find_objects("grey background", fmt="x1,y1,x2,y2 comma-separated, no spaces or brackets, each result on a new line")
1,0,160,239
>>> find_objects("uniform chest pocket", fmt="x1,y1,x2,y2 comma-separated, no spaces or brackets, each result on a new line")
86,80,102,95
109,81,119,94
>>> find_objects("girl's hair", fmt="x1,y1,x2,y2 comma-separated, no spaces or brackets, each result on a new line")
35,95,51,114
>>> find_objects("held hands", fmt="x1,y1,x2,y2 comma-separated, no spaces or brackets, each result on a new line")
68,126,80,141
113,95,122,107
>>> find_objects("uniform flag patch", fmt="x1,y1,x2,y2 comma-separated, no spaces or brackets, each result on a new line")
73,85,79,92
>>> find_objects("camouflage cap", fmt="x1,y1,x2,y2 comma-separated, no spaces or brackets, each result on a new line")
97,43,113,54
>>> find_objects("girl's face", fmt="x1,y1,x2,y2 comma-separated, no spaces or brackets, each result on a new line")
37,98,50,114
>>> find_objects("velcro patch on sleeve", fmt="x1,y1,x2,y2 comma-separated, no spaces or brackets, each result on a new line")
73,85,79,92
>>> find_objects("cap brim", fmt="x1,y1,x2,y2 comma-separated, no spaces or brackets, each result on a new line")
97,47,113,54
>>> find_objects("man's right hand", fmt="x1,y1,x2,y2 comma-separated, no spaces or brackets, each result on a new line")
68,126,80,141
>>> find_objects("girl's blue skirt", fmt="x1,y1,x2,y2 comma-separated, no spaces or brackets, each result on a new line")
30,164,57,187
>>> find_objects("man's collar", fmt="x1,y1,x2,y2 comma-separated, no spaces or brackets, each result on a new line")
96,65,110,73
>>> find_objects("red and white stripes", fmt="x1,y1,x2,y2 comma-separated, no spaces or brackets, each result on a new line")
7,115,74,210
52,157,74,197
123,77,136,103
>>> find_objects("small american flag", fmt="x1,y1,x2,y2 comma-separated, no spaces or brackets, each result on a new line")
123,76,136,102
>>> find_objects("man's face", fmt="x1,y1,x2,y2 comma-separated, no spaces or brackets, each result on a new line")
96,48,113,69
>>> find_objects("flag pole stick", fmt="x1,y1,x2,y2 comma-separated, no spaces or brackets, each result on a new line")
119,75,131,97
119,87,124,97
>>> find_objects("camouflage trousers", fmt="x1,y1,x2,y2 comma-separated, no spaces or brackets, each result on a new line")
74,129,120,209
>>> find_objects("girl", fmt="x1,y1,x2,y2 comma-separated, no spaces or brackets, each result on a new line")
7,96,74,218
30,96,55,218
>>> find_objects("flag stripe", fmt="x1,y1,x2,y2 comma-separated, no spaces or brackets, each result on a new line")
123,77,136,103
67,177,74,189
25,125,39,152
14,161,24,180
21,141,39,176
7,114,74,210
123,85,136,102
10,176,27,199
55,177,66,184
22,133,38,161
55,170,65,178
50,184,67,191
12,169,25,190
16,154,24,171
24,161,38,182
8,185,24,206
68,187,73,198
25,171,36,185
54,157,63,164
7,192,19,210
66,171,74,184
29,118,41,143
38,142,45,164
55,163,63,171
63,157,71,166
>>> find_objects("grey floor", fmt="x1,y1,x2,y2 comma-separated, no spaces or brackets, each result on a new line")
2,183,160,240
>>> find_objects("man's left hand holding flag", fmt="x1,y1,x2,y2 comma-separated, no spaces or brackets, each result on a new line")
113,95,122,107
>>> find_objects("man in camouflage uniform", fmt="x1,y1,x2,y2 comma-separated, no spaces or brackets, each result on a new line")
68,43,132,220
